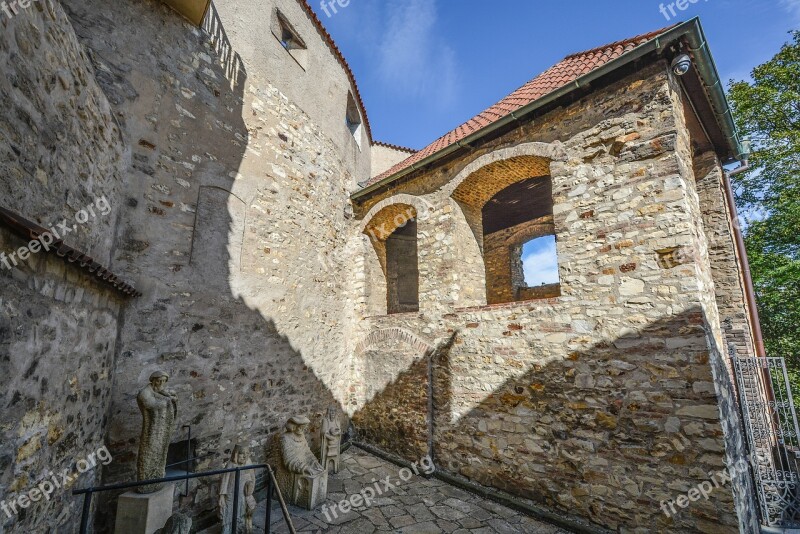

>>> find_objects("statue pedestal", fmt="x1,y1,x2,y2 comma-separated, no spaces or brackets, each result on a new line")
114,483,175,534
290,472,327,510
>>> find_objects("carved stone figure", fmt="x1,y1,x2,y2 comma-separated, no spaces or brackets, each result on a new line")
154,513,192,534
219,445,257,534
320,406,342,474
136,370,178,493
270,415,327,510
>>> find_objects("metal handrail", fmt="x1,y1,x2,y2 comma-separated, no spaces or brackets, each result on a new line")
72,463,296,534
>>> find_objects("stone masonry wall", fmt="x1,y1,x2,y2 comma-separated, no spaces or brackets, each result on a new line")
0,1,127,532
670,85,759,533
0,1,760,531
692,151,756,359
351,62,756,533
61,0,369,528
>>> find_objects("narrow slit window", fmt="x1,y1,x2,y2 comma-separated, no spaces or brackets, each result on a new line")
346,92,362,146
272,10,308,68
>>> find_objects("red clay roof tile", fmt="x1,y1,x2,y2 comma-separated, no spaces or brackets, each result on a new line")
362,24,677,189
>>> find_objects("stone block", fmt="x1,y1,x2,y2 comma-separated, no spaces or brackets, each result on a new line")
114,483,176,534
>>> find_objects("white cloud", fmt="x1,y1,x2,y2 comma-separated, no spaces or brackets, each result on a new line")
781,0,800,19
377,0,458,107
522,238,560,286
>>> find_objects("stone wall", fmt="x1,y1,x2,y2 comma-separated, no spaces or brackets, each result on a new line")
351,337,430,460
0,1,127,531
351,62,757,533
672,91,760,533
371,143,416,178
692,151,756,358
0,1,760,531
57,0,370,528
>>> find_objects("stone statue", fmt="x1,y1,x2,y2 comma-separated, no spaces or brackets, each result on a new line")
154,513,192,534
320,406,342,474
218,445,257,534
136,370,178,493
270,415,327,509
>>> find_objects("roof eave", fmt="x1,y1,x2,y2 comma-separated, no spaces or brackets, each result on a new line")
352,18,744,202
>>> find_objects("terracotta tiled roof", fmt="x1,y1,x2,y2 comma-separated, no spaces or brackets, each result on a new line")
0,206,141,297
295,0,372,140
362,25,678,189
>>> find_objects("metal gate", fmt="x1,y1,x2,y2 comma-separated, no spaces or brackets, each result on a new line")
733,356,800,528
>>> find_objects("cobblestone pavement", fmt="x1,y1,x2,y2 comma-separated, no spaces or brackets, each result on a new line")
254,447,573,533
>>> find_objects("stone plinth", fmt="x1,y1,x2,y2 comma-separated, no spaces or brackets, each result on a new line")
115,483,175,534
289,472,328,510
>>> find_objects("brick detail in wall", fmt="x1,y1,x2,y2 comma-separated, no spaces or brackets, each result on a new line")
354,327,434,357
451,155,551,208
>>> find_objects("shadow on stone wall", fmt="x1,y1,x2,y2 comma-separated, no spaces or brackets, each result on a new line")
354,308,749,533
352,355,431,461
55,1,347,532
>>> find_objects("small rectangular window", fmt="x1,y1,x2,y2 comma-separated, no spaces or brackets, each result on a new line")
346,91,363,147
272,9,308,69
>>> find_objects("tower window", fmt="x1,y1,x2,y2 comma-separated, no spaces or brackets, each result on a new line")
272,10,308,68
346,92,363,146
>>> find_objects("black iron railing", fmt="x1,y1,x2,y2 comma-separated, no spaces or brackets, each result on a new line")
72,463,296,534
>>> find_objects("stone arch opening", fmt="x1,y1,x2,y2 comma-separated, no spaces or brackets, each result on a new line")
451,154,560,305
362,203,420,314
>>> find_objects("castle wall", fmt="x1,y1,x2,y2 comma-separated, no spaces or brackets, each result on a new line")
53,0,369,527
0,1,760,532
0,1,127,531
351,62,755,533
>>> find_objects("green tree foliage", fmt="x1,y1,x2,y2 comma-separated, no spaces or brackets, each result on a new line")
728,31,800,363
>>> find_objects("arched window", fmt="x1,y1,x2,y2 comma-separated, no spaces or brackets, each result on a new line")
363,204,419,314
385,220,419,313
452,156,560,305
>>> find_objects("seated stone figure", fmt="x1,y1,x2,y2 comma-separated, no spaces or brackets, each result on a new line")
269,415,327,510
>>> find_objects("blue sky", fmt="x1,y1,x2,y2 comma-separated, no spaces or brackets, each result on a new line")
313,0,797,150
311,0,797,284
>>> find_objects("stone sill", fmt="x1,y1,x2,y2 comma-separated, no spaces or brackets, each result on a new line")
363,296,562,321
454,296,561,314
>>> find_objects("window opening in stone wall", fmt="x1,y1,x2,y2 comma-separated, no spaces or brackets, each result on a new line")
519,234,561,299
385,219,419,314
272,10,308,68
481,176,560,304
346,91,363,146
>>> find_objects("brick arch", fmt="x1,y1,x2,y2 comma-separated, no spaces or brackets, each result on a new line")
444,142,564,306
450,155,551,209
358,194,433,237
354,328,434,358
443,141,565,206
362,203,417,242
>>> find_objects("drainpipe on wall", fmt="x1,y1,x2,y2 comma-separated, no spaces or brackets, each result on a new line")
722,159,767,357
